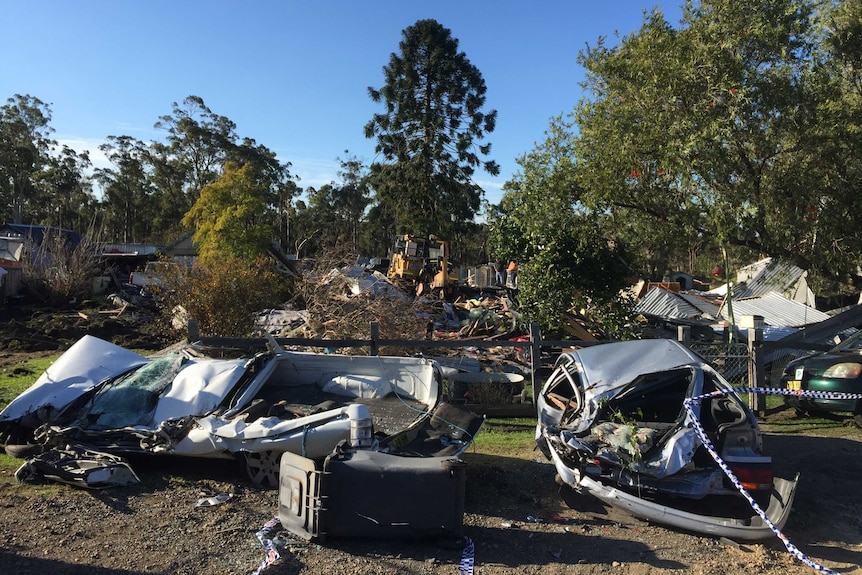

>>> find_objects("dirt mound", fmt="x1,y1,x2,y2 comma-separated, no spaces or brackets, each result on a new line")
0,300,171,356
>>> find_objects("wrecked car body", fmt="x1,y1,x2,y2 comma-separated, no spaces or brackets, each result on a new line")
0,335,483,488
535,339,798,541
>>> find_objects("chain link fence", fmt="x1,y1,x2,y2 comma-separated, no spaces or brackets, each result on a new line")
689,342,751,385
689,341,816,388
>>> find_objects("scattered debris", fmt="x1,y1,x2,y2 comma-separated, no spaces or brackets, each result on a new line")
14,444,140,489
194,493,234,507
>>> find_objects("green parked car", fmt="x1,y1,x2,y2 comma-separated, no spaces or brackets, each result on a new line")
782,329,862,427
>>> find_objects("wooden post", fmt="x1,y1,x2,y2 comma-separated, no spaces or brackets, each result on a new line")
370,321,379,356
529,322,542,411
677,325,691,344
748,327,766,414
187,319,200,343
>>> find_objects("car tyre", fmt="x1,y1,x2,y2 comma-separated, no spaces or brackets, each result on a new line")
3,443,44,458
239,451,281,488
854,412,862,429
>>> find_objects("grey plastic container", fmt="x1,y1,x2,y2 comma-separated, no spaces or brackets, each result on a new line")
278,446,466,541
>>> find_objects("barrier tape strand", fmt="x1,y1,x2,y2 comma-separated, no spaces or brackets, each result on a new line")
685,386,862,574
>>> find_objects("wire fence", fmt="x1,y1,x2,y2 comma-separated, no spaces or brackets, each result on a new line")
689,342,751,385
689,341,816,389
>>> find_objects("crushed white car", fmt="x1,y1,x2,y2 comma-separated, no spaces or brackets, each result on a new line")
0,335,483,488
535,339,798,541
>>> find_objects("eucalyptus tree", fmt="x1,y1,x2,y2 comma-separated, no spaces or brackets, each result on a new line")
94,135,155,243
0,94,56,224
151,96,296,247
332,153,371,253
154,96,238,202
36,146,95,233
365,19,499,241
228,137,298,252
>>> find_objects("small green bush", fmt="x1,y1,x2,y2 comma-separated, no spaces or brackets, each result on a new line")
151,255,293,338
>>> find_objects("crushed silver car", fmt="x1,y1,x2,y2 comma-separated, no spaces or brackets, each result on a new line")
535,339,798,541
0,335,483,488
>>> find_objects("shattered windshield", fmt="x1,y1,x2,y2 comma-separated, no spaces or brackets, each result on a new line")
76,354,186,429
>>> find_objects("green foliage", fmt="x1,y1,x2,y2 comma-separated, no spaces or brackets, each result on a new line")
0,356,56,410
0,94,97,227
183,161,275,264
490,117,637,337
366,19,498,240
574,0,862,292
152,255,292,338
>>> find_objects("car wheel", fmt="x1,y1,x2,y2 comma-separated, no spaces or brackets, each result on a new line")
240,451,281,488
854,412,862,429
3,443,44,458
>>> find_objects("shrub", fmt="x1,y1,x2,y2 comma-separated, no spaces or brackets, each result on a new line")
151,255,293,338
20,234,103,307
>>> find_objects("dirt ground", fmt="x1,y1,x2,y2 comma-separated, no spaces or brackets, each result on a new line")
0,306,861,575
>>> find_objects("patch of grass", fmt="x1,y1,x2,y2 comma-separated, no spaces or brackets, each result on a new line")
761,411,861,437
0,355,59,479
0,355,57,410
0,453,22,483
473,417,537,456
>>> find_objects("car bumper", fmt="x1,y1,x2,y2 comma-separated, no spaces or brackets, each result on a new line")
547,439,799,542
782,378,861,413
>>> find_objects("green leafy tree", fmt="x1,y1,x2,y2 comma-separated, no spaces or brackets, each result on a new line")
35,146,95,233
229,137,298,252
94,136,155,243
574,0,862,290
154,96,237,201
333,152,372,253
301,184,343,253
0,95,56,224
182,161,275,264
490,119,636,336
365,19,499,241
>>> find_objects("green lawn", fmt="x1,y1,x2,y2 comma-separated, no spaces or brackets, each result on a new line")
0,356,56,411
0,355,58,483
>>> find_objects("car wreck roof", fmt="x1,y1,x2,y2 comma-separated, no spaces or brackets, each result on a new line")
573,339,706,393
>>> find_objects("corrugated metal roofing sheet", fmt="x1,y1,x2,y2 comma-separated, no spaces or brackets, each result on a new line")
732,257,807,299
635,287,719,320
723,291,829,328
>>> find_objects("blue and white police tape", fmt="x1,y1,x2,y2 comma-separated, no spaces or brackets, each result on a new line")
251,516,282,575
458,536,475,575
685,387,862,575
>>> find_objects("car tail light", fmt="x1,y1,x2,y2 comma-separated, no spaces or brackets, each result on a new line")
728,464,773,492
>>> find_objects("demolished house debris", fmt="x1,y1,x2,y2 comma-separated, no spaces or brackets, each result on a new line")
535,339,798,541
0,334,484,489
633,257,830,340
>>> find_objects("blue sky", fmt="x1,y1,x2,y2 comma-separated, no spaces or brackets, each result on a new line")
1,1,682,207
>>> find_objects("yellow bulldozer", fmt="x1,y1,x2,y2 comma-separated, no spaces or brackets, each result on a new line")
387,235,459,296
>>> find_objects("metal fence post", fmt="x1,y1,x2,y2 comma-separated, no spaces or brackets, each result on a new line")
370,321,379,356
529,322,542,409
748,327,766,414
